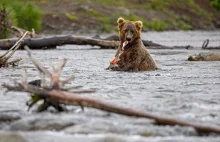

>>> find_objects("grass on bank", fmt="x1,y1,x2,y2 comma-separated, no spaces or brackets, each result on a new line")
71,0,212,32
1,0,217,34
0,0,42,38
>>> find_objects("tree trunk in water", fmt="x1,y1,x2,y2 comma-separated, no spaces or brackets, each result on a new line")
0,35,120,50
0,35,195,50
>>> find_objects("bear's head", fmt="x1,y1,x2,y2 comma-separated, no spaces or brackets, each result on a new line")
117,17,143,44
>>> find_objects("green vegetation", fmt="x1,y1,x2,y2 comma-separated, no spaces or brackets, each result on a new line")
0,0,42,35
210,0,220,11
1,0,217,34
75,0,127,7
65,12,78,21
0,7,17,39
145,19,168,31
95,17,113,32
178,20,192,30
80,0,213,32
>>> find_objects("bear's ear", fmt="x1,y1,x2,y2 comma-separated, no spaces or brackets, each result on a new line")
117,17,125,24
117,17,125,29
134,21,143,31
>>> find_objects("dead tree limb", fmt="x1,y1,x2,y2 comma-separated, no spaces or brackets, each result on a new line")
0,31,28,67
3,82,220,134
0,35,193,50
3,47,220,134
201,39,220,50
0,35,120,50
8,26,39,38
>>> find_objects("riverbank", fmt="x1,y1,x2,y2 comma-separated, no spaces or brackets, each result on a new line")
35,0,220,35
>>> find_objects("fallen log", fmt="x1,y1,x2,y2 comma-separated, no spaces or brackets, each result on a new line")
4,83,220,134
94,34,192,49
0,35,192,50
3,46,220,134
0,35,120,50
1,34,219,50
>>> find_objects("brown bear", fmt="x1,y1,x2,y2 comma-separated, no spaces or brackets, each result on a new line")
107,17,158,71
188,52,220,61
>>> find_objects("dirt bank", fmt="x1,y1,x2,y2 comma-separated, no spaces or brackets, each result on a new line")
35,0,220,35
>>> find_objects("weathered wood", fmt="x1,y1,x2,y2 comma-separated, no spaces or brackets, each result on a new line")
0,32,28,67
95,34,193,49
0,34,195,50
201,39,220,50
9,26,40,38
3,82,220,134
0,35,120,50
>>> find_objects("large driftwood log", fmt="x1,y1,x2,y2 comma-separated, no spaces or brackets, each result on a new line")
0,34,195,50
0,35,120,50
3,46,220,134
4,83,220,134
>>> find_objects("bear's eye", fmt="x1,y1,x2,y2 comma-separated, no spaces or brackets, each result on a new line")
130,30,134,33
124,29,128,32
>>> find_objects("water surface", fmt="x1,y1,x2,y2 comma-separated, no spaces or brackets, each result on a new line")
0,31,220,141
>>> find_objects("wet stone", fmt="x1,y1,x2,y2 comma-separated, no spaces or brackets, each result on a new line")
64,119,198,136
2,112,87,131
0,132,28,142
0,112,21,122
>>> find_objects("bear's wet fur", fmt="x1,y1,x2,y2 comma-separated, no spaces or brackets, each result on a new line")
108,17,158,71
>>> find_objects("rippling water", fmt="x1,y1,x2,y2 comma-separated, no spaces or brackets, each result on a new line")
0,31,220,141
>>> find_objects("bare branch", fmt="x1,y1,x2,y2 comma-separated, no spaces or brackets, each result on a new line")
60,75,75,86
7,58,22,65
24,46,52,76
57,58,67,74
0,31,28,59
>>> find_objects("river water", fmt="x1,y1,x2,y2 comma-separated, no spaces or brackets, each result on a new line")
0,31,220,142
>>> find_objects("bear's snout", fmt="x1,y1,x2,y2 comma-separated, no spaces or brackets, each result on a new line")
125,30,133,42
126,37,131,41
